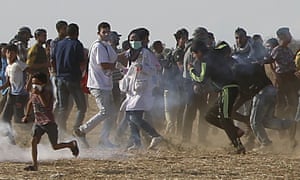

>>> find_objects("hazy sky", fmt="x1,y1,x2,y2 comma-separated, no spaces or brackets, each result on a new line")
2,0,300,48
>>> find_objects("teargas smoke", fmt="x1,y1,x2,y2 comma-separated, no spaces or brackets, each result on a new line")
0,121,132,162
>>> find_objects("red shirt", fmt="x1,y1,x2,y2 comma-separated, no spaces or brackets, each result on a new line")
31,90,55,125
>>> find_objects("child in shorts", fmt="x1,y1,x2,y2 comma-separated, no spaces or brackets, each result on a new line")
22,72,79,171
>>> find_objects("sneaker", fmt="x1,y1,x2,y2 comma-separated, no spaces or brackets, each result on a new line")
148,136,162,150
73,129,89,148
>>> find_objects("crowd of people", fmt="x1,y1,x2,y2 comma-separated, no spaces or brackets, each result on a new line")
1,20,300,171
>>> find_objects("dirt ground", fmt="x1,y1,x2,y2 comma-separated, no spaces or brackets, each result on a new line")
1,96,300,179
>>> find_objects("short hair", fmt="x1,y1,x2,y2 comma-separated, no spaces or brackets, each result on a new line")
6,44,18,53
32,72,48,84
152,40,163,48
190,39,208,54
252,34,262,41
235,27,247,37
34,28,47,38
97,22,110,32
174,28,189,41
265,38,279,47
122,40,130,51
67,23,79,37
56,20,68,32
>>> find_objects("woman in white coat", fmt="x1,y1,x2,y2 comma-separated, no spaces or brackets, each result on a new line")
120,29,162,150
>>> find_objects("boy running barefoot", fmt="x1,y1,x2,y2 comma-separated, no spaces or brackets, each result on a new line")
22,72,79,171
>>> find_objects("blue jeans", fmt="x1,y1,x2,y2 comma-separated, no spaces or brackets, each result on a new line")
127,111,160,146
250,85,293,145
56,79,86,131
79,89,115,142
2,93,28,124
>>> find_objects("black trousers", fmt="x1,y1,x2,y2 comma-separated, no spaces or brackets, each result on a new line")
205,85,240,145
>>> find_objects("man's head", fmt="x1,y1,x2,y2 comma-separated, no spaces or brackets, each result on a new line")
192,27,209,45
108,31,121,47
34,28,47,44
67,23,79,38
32,72,48,93
6,44,18,63
276,27,292,46
122,40,130,51
235,27,248,48
17,26,33,42
0,43,8,58
152,40,164,54
265,38,279,51
190,39,209,60
56,20,68,38
174,28,189,47
97,22,111,41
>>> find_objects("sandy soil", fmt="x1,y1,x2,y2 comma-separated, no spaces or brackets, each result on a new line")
1,96,300,179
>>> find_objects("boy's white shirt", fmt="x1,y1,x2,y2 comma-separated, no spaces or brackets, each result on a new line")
5,59,28,95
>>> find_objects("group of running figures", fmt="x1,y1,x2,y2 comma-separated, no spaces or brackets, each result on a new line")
1,21,300,171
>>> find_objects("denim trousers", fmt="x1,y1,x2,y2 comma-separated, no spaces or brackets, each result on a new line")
250,85,293,145
79,89,115,142
182,79,209,142
127,110,160,146
2,93,28,124
56,79,87,131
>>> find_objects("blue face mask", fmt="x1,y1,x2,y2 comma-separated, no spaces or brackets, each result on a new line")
129,41,142,50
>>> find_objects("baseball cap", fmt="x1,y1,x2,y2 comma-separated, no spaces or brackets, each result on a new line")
276,27,290,37
18,26,33,38
109,31,122,42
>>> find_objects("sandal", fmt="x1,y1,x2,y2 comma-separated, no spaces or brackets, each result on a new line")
71,140,79,157
24,165,37,171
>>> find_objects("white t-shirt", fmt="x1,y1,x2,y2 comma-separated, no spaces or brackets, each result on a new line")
87,40,117,90
5,60,28,95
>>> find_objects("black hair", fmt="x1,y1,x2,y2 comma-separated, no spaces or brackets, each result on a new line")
265,38,279,47
136,27,149,40
56,20,68,32
122,40,130,51
235,27,247,37
46,39,52,46
152,40,163,48
67,23,79,37
6,44,18,53
174,28,189,41
127,29,141,41
208,32,214,39
190,39,208,54
97,22,110,32
34,28,47,38
32,72,48,84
